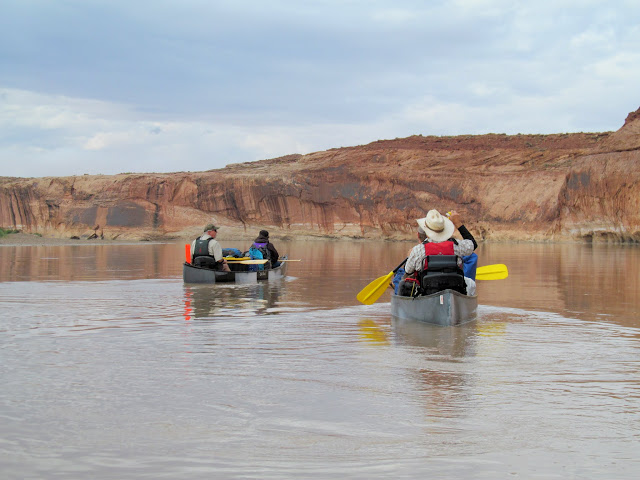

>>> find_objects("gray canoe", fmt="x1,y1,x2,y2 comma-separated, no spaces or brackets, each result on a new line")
182,259,288,284
257,259,288,281
390,289,478,326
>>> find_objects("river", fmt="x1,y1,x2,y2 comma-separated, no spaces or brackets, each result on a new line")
1,240,639,479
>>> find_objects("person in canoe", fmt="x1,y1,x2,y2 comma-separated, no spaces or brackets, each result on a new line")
249,230,281,267
399,209,477,296
191,223,231,272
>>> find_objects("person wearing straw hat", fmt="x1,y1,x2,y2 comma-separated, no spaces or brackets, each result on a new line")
403,209,477,294
191,223,231,272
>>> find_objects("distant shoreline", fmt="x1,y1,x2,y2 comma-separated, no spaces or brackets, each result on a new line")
2,231,628,247
0,233,157,247
0,232,391,247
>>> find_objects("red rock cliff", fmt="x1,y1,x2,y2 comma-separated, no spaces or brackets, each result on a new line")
1,108,639,242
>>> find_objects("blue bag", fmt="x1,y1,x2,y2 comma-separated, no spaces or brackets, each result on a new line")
222,247,243,258
462,253,478,281
248,245,264,271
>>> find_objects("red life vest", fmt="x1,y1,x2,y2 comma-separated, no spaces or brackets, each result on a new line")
423,241,455,270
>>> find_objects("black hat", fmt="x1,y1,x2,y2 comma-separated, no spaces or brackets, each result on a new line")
259,230,269,237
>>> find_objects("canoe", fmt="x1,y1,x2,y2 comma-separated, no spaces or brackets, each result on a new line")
182,263,257,284
390,289,478,326
182,257,288,284
256,259,288,281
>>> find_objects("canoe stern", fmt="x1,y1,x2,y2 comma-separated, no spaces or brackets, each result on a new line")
391,289,478,326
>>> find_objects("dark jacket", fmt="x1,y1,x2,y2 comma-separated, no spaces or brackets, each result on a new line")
253,235,279,262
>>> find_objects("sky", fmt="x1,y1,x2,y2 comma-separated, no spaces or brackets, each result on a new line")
1,0,639,178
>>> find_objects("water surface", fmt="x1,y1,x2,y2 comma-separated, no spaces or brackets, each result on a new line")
1,240,639,478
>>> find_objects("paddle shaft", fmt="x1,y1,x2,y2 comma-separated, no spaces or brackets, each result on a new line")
356,258,408,305
393,258,408,273
225,259,269,265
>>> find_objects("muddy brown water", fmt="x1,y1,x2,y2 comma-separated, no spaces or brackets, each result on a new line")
1,240,639,478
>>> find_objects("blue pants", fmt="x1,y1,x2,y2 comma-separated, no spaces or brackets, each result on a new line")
392,268,406,294
462,253,478,281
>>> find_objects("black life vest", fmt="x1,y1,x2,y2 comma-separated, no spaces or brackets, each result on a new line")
193,237,213,258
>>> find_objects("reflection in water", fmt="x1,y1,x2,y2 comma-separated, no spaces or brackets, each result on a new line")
390,318,478,421
1,241,640,479
476,243,640,327
389,317,512,423
357,318,389,345
2,240,638,326
392,317,478,357
0,243,178,282
183,282,283,320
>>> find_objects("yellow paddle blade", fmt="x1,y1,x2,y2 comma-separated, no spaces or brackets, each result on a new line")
357,271,395,305
476,264,508,280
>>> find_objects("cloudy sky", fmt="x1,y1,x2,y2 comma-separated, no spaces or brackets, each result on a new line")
1,0,639,178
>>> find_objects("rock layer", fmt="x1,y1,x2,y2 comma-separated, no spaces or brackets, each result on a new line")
1,108,639,242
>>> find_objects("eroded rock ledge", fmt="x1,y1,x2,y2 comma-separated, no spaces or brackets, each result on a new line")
1,108,639,243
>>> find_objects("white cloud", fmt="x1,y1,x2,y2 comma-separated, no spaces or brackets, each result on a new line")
570,28,616,50
591,52,640,80
1,1,639,177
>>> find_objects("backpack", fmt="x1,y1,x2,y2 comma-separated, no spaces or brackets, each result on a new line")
252,242,271,262
248,245,265,271
258,246,270,261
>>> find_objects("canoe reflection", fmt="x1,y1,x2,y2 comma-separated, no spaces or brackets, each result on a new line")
391,317,478,358
183,283,283,319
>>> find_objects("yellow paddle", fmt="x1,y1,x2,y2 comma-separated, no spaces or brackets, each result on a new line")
357,259,408,305
224,259,269,265
357,261,508,305
476,264,509,280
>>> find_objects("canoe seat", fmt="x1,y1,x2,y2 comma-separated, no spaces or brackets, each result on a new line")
420,255,467,295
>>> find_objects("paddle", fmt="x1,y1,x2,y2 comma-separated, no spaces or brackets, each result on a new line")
225,259,269,265
357,261,507,305
357,258,408,305
186,248,269,266
276,259,301,262
476,264,508,280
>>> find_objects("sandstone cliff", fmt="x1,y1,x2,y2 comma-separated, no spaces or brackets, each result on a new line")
1,108,639,242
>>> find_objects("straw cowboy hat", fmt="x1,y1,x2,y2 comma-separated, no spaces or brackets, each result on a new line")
416,209,455,242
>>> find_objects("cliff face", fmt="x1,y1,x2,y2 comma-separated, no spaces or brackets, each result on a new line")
1,108,639,242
